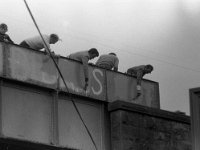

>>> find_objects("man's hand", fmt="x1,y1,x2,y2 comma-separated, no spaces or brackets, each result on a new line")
132,85,142,100
84,78,89,91
136,85,142,97
136,85,141,91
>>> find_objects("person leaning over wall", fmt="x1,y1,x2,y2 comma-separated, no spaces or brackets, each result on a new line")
0,23,14,44
95,52,119,71
126,64,154,99
19,33,60,54
67,48,99,90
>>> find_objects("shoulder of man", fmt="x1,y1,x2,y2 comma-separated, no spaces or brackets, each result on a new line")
2,33,9,38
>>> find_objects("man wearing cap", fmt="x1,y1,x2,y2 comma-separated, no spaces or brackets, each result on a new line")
20,34,59,53
0,23,14,44
95,53,119,71
127,64,154,99
68,48,99,90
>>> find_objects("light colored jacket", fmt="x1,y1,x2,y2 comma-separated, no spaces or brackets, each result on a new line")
25,35,50,50
68,50,90,79
96,54,119,71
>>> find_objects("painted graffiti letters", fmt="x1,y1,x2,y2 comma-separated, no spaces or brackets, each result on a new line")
92,69,103,95
60,68,104,97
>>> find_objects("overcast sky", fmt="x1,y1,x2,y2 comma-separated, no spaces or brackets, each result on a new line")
1,0,200,115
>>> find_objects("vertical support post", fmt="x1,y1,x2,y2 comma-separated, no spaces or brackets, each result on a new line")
190,88,200,150
0,80,3,137
51,56,60,145
51,90,59,145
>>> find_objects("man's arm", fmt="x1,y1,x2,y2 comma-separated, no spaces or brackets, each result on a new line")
43,37,51,53
4,34,14,44
81,56,89,79
136,70,143,85
81,56,89,90
136,70,144,96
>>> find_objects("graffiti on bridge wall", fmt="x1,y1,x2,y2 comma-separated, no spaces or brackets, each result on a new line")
1,43,160,107
58,59,106,100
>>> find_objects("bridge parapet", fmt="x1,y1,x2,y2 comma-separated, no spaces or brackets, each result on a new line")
0,42,160,108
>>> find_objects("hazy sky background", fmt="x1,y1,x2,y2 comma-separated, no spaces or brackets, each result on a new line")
1,0,200,115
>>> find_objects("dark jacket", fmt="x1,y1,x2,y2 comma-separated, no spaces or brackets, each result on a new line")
0,33,14,44
127,65,146,85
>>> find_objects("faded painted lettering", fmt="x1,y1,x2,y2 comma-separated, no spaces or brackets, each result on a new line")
92,69,103,95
